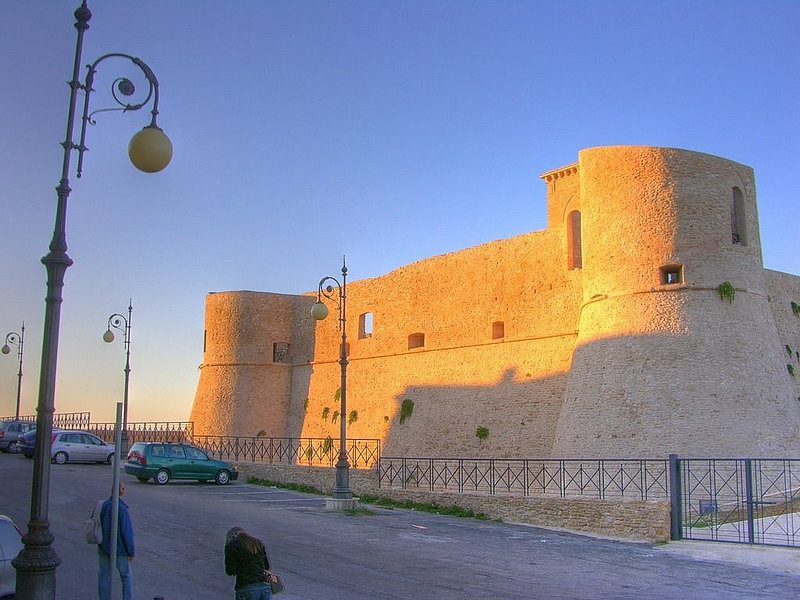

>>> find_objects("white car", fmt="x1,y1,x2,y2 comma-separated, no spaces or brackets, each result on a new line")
50,431,115,465
0,514,23,599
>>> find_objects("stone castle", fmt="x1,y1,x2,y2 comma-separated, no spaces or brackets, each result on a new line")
190,146,800,458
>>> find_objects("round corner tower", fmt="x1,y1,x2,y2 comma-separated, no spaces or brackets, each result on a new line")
553,145,800,458
190,291,296,437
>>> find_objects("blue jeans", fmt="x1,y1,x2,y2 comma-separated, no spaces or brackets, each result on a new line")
235,582,271,600
98,551,133,600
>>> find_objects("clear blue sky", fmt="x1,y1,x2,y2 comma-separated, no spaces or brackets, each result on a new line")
1,1,798,423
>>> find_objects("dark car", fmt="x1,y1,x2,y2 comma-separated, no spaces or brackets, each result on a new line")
125,442,238,485
0,419,34,453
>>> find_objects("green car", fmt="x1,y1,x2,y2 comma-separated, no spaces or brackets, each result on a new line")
125,442,238,485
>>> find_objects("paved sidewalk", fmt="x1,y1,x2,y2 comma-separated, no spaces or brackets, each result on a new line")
654,539,799,575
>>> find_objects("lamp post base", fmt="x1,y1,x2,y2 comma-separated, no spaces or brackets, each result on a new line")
12,522,62,600
325,497,360,511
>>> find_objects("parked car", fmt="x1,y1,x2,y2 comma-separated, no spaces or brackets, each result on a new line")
18,429,39,459
0,420,34,454
125,442,238,485
0,514,23,599
17,429,114,465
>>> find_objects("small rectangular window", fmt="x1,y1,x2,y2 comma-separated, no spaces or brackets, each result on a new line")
492,321,505,340
408,332,425,350
358,312,374,339
660,265,683,285
273,342,290,363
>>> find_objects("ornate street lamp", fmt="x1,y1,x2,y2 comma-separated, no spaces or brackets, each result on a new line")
312,256,358,509
13,3,171,598
103,301,132,453
1,323,25,420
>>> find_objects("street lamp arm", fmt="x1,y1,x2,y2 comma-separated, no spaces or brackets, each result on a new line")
76,52,163,178
105,312,129,339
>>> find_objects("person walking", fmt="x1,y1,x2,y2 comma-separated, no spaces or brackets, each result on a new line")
98,481,135,600
224,526,271,600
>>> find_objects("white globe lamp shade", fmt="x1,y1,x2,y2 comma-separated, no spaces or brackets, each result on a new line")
128,126,173,173
102,330,115,343
311,301,329,321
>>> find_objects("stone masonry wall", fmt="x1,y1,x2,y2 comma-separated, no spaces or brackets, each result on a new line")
192,146,800,460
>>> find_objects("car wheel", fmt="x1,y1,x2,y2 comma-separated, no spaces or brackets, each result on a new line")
53,451,68,465
106,453,115,465
136,476,149,483
155,469,170,485
215,470,231,485
8,441,20,454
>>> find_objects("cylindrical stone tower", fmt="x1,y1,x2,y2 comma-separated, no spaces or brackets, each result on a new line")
190,291,296,437
554,146,800,457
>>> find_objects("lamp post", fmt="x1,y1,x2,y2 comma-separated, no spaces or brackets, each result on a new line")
1,323,25,420
311,256,357,509
13,3,171,598
103,301,132,454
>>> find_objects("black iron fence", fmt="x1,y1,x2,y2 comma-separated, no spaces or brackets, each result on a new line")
377,457,670,501
673,457,799,547
192,435,381,469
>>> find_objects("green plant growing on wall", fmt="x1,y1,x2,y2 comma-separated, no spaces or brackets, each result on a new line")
332,410,339,424
334,388,341,402
476,426,489,441
322,407,330,421
787,345,794,357
322,436,333,455
304,447,313,461
256,430,267,437
718,282,735,303
792,301,800,317
399,398,415,425
303,398,309,414
789,364,797,377
348,410,358,426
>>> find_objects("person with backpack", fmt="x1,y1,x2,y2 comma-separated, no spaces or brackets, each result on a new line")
98,481,135,600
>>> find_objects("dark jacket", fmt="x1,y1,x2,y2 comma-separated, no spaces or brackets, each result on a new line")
225,533,270,590
99,497,135,557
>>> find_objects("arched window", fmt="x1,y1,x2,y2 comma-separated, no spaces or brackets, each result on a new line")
492,321,505,340
731,187,746,245
358,312,374,339
567,210,582,270
408,332,425,350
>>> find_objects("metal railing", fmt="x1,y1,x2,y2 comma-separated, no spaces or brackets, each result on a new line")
192,435,382,469
677,458,800,547
378,457,670,500
89,421,193,444
2,412,91,429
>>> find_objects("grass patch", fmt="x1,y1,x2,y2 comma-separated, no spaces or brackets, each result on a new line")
247,478,498,522
248,477,325,496
358,493,496,521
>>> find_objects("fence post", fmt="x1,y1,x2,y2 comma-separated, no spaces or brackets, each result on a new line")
744,458,755,544
668,454,682,541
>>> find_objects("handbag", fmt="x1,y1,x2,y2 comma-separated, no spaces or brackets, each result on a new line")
265,570,285,594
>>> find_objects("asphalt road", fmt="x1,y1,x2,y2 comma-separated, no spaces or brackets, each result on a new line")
1,452,798,599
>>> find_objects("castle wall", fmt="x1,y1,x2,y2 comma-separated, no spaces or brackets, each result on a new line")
191,291,302,437
555,146,800,457
294,229,582,456
191,145,800,459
